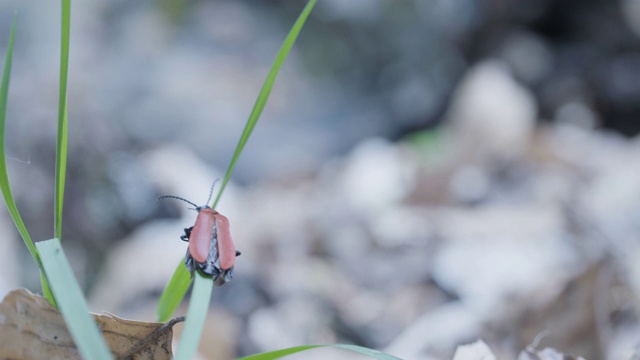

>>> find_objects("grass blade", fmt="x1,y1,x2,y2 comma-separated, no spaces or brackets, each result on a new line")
41,271,57,307
157,0,317,320
54,0,71,239
211,0,316,208
174,271,214,360
37,238,112,360
156,261,191,322
0,18,56,305
236,344,404,360
0,18,38,262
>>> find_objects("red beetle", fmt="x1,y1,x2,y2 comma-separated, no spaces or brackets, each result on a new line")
159,181,240,286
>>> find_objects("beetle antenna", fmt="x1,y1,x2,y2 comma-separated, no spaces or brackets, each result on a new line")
157,195,199,209
205,179,220,206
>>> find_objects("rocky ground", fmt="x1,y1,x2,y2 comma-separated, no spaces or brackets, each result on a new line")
0,1,639,359
88,61,640,359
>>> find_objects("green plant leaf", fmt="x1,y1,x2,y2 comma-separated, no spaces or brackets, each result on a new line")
0,18,37,263
41,271,58,307
174,271,214,360
211,0,316,208
55,0,71,239
0,17,55,305
156,261,191,322
36,238,112,360
157,0,317,320
236,344,404,360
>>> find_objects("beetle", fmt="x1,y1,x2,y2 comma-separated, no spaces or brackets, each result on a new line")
158,181,240,286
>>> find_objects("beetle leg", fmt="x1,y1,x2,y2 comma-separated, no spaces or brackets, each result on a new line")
215,267,234,287
235,250,241,257
180,226,193,242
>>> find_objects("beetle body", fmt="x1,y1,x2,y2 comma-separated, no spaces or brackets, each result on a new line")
159,183,239,286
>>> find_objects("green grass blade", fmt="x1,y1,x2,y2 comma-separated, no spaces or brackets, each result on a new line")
236,344,404,360
0,18,56,306
211,0,316,208
37,238,112,359
40,271,58,307
54,0,71,239
157,0,316,321
156,261,191,322
0,18,37,261
174,271,214,360
333,345,404,360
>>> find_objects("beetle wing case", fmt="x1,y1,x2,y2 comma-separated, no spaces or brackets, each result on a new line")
214,212,236,270
189,208,216,263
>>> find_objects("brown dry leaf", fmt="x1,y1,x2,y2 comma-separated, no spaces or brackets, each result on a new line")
0,288,181,360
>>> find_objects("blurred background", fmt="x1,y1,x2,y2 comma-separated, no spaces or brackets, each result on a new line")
0,0,640,359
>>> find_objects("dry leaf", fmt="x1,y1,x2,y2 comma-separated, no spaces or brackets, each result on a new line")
0,288,181,360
